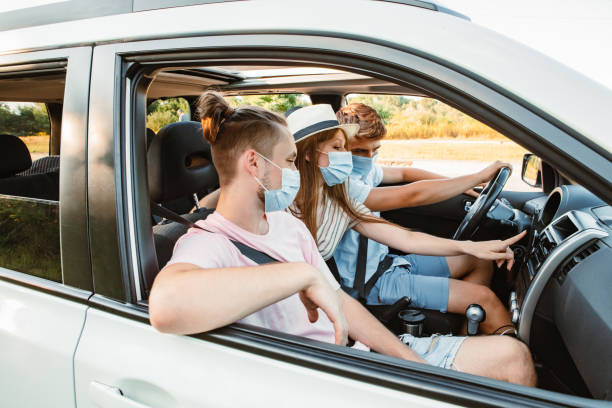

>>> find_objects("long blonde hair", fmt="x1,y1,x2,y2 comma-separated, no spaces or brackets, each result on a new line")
291,128,386,244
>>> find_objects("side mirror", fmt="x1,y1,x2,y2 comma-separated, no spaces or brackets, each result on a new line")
521,153,542,188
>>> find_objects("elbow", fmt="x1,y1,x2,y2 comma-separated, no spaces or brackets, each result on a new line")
149,294,177,333
148,285,184,334
148,282,220,335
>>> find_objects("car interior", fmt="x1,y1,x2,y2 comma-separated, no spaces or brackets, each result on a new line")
136,62,612,401
0,70,64,201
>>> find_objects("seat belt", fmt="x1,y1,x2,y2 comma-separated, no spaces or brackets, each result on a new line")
352,234,395,304
151,201,278,265
353,235,369,302
325,257,344,287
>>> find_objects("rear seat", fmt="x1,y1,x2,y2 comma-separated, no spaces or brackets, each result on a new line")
0,134,59,201
146,121,219,291
148,121,219,215
18,155,60,176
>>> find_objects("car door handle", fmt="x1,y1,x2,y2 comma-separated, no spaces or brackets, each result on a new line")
89,381,152,408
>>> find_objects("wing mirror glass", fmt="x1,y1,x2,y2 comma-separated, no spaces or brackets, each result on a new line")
522,153,542,188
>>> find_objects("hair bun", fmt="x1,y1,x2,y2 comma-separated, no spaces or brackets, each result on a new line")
197,91,234,144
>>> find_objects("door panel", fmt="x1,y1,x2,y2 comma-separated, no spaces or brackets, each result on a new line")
74,308,459,408
0,279,87,407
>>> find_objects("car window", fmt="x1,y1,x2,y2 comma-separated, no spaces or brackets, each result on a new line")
346,94,539,192
147,97,191,132
225,93,311,113
0,73,64,282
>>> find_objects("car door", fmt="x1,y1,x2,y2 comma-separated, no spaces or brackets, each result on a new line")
68,20,608,405
73,33,472,408
0,47,92,407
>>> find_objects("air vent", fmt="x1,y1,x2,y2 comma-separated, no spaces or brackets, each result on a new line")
556,241,601,284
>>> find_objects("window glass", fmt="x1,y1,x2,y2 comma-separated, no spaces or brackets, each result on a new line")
0,196,60,281
0,72,64,282
146,97,191,132
225,94,311,114
346,94,538,192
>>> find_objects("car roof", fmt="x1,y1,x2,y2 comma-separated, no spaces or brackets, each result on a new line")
0,0,468,32
1,0,610,153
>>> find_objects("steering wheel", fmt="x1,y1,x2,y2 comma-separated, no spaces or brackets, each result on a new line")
452,167,511,240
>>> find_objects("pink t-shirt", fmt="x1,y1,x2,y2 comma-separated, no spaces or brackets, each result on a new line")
166,211,342,344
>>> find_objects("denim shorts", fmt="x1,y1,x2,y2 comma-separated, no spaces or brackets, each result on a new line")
399,333,465,369
368,254,451,312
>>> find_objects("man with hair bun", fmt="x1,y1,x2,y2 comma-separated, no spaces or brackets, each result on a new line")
148,92,536,387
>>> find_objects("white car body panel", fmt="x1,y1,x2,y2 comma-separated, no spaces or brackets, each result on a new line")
0,0,610,152
74,309,458,408
0,277,87,407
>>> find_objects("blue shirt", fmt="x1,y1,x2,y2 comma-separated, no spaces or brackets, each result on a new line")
334,164,409,288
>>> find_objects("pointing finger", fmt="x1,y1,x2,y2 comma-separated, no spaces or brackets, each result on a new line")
503,230,527,246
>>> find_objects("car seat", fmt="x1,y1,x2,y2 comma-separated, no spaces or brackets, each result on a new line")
0,134,59,200
146,121,219,292
148,121,218,215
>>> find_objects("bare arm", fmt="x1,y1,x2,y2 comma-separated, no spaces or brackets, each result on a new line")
364,173,480,212
341,291,426,364
354,221,526,268
381,165,445,184
149,261,348,345
368,162,510,211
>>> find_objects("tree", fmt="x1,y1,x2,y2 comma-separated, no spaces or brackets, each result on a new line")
0,103,49,136
146,98,190,132
226,94,304,113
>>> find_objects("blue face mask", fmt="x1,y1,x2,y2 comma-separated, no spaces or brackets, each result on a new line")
351,153,377,178
254,152,300,212
318,151,353,186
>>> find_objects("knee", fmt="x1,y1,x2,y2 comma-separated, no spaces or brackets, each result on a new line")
473,285,499,307
500,338,537,387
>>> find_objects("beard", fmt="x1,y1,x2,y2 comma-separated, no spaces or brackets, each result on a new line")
256,166,271,205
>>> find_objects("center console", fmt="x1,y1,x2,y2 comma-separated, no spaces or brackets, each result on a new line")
513,207,608,344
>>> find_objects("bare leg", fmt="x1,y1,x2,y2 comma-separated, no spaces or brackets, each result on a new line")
452,336,537,386
447,279,512,334
446,255,493,287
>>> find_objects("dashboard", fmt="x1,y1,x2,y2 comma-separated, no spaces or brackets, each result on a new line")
513,185,611,400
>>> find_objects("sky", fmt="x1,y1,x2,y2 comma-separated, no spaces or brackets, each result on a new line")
443,0,612,90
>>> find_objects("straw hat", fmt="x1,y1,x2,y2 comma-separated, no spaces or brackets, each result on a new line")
286,104,360,143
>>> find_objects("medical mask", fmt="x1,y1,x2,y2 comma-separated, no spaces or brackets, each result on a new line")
318,150,353,186
253,152,300,212
351,153,378,178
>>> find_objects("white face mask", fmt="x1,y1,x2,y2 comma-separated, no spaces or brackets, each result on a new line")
351,153,377,178
253,152,300,212
318,150,353,186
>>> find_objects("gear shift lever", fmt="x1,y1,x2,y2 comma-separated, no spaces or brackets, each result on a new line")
465,304,486,336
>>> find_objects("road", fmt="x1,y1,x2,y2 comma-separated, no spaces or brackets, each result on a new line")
377,159,539,192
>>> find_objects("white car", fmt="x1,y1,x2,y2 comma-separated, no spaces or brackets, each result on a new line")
0,1,610,407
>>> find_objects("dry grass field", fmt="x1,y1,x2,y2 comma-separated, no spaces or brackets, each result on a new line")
19,135,49,154
378,139,529,162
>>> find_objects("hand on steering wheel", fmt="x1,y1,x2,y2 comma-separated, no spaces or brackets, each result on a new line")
453,167,512,240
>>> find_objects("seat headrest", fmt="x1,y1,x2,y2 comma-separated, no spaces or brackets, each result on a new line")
146,128,155,150
147,121,218,203
0,134,32,178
